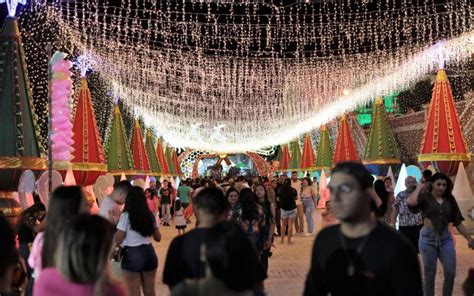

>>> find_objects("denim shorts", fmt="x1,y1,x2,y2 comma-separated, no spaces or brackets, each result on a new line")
121,244,158,272
281,208,297,219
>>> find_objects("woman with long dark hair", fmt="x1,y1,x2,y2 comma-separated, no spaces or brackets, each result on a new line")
254,184,275,274
1,214,28,296
278,179,297,245
301,177,317,235
115,186,161,296
239,188,263,251
226,187,242,223
374,179,393,225
16,203,45,295
408,172,474,296
29,186,89,280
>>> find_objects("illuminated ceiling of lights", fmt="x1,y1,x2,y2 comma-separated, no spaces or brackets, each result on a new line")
24,0,473,152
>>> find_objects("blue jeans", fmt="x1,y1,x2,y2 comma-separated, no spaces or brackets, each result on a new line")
302,198,315,234
419,227,456,296
162,203,171,223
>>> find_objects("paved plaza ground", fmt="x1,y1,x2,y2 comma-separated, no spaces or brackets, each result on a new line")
150,210,474,296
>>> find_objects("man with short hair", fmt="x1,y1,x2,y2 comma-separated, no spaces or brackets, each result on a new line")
160,181,173,226
390,176,423,252
99,180,132,225
177,180,192,209
421,169,433,183
163,188,267,290
191,179,208,198
234,175,248,192
304,162,422,296
291,171,304,234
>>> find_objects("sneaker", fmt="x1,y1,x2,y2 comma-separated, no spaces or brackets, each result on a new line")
304,232,314,237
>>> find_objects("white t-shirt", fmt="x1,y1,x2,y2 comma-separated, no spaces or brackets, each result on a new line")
117,212,155,247
291,180,302,206
98,196,121,224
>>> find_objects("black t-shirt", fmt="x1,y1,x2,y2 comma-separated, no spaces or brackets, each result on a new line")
279,187,297,211
163,228,267,288
18,224,35,244
410,192,464,235
304,223,422,296
160,188,171,204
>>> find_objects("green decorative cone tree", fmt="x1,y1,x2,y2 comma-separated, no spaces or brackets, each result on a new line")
289,139,302,171
363,97,401,175
106,106,135,177
0,17,46,192
315,125,333,170
145,129,162,177
165,146,177,176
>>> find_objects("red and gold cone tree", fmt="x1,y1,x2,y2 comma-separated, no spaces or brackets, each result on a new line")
130,120,151,178
69,79,107,186
333,115,360,164
156,138,170,176
165,146,177,176
301,133,316,171
418,69,471,176
172,148,183,176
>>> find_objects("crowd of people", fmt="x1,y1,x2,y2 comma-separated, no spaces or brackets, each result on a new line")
1,161,474,296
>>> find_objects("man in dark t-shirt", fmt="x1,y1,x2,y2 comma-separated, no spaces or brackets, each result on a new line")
304,162,422,296
163,187,267,290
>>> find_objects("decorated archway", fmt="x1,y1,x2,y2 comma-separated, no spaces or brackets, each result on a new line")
177,150,273,178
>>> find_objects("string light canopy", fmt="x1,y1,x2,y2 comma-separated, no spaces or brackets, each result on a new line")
24,0,474,152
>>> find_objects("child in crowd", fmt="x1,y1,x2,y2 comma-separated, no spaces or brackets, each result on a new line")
174,199,187,235
321,201,338,228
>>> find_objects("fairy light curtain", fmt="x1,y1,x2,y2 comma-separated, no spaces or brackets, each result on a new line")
24,0,473,152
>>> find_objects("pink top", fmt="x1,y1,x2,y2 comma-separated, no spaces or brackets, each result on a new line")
147,197,158,214
34,268,127,296
28,232,44,276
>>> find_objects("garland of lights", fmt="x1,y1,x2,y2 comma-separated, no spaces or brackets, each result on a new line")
21,0,474,152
